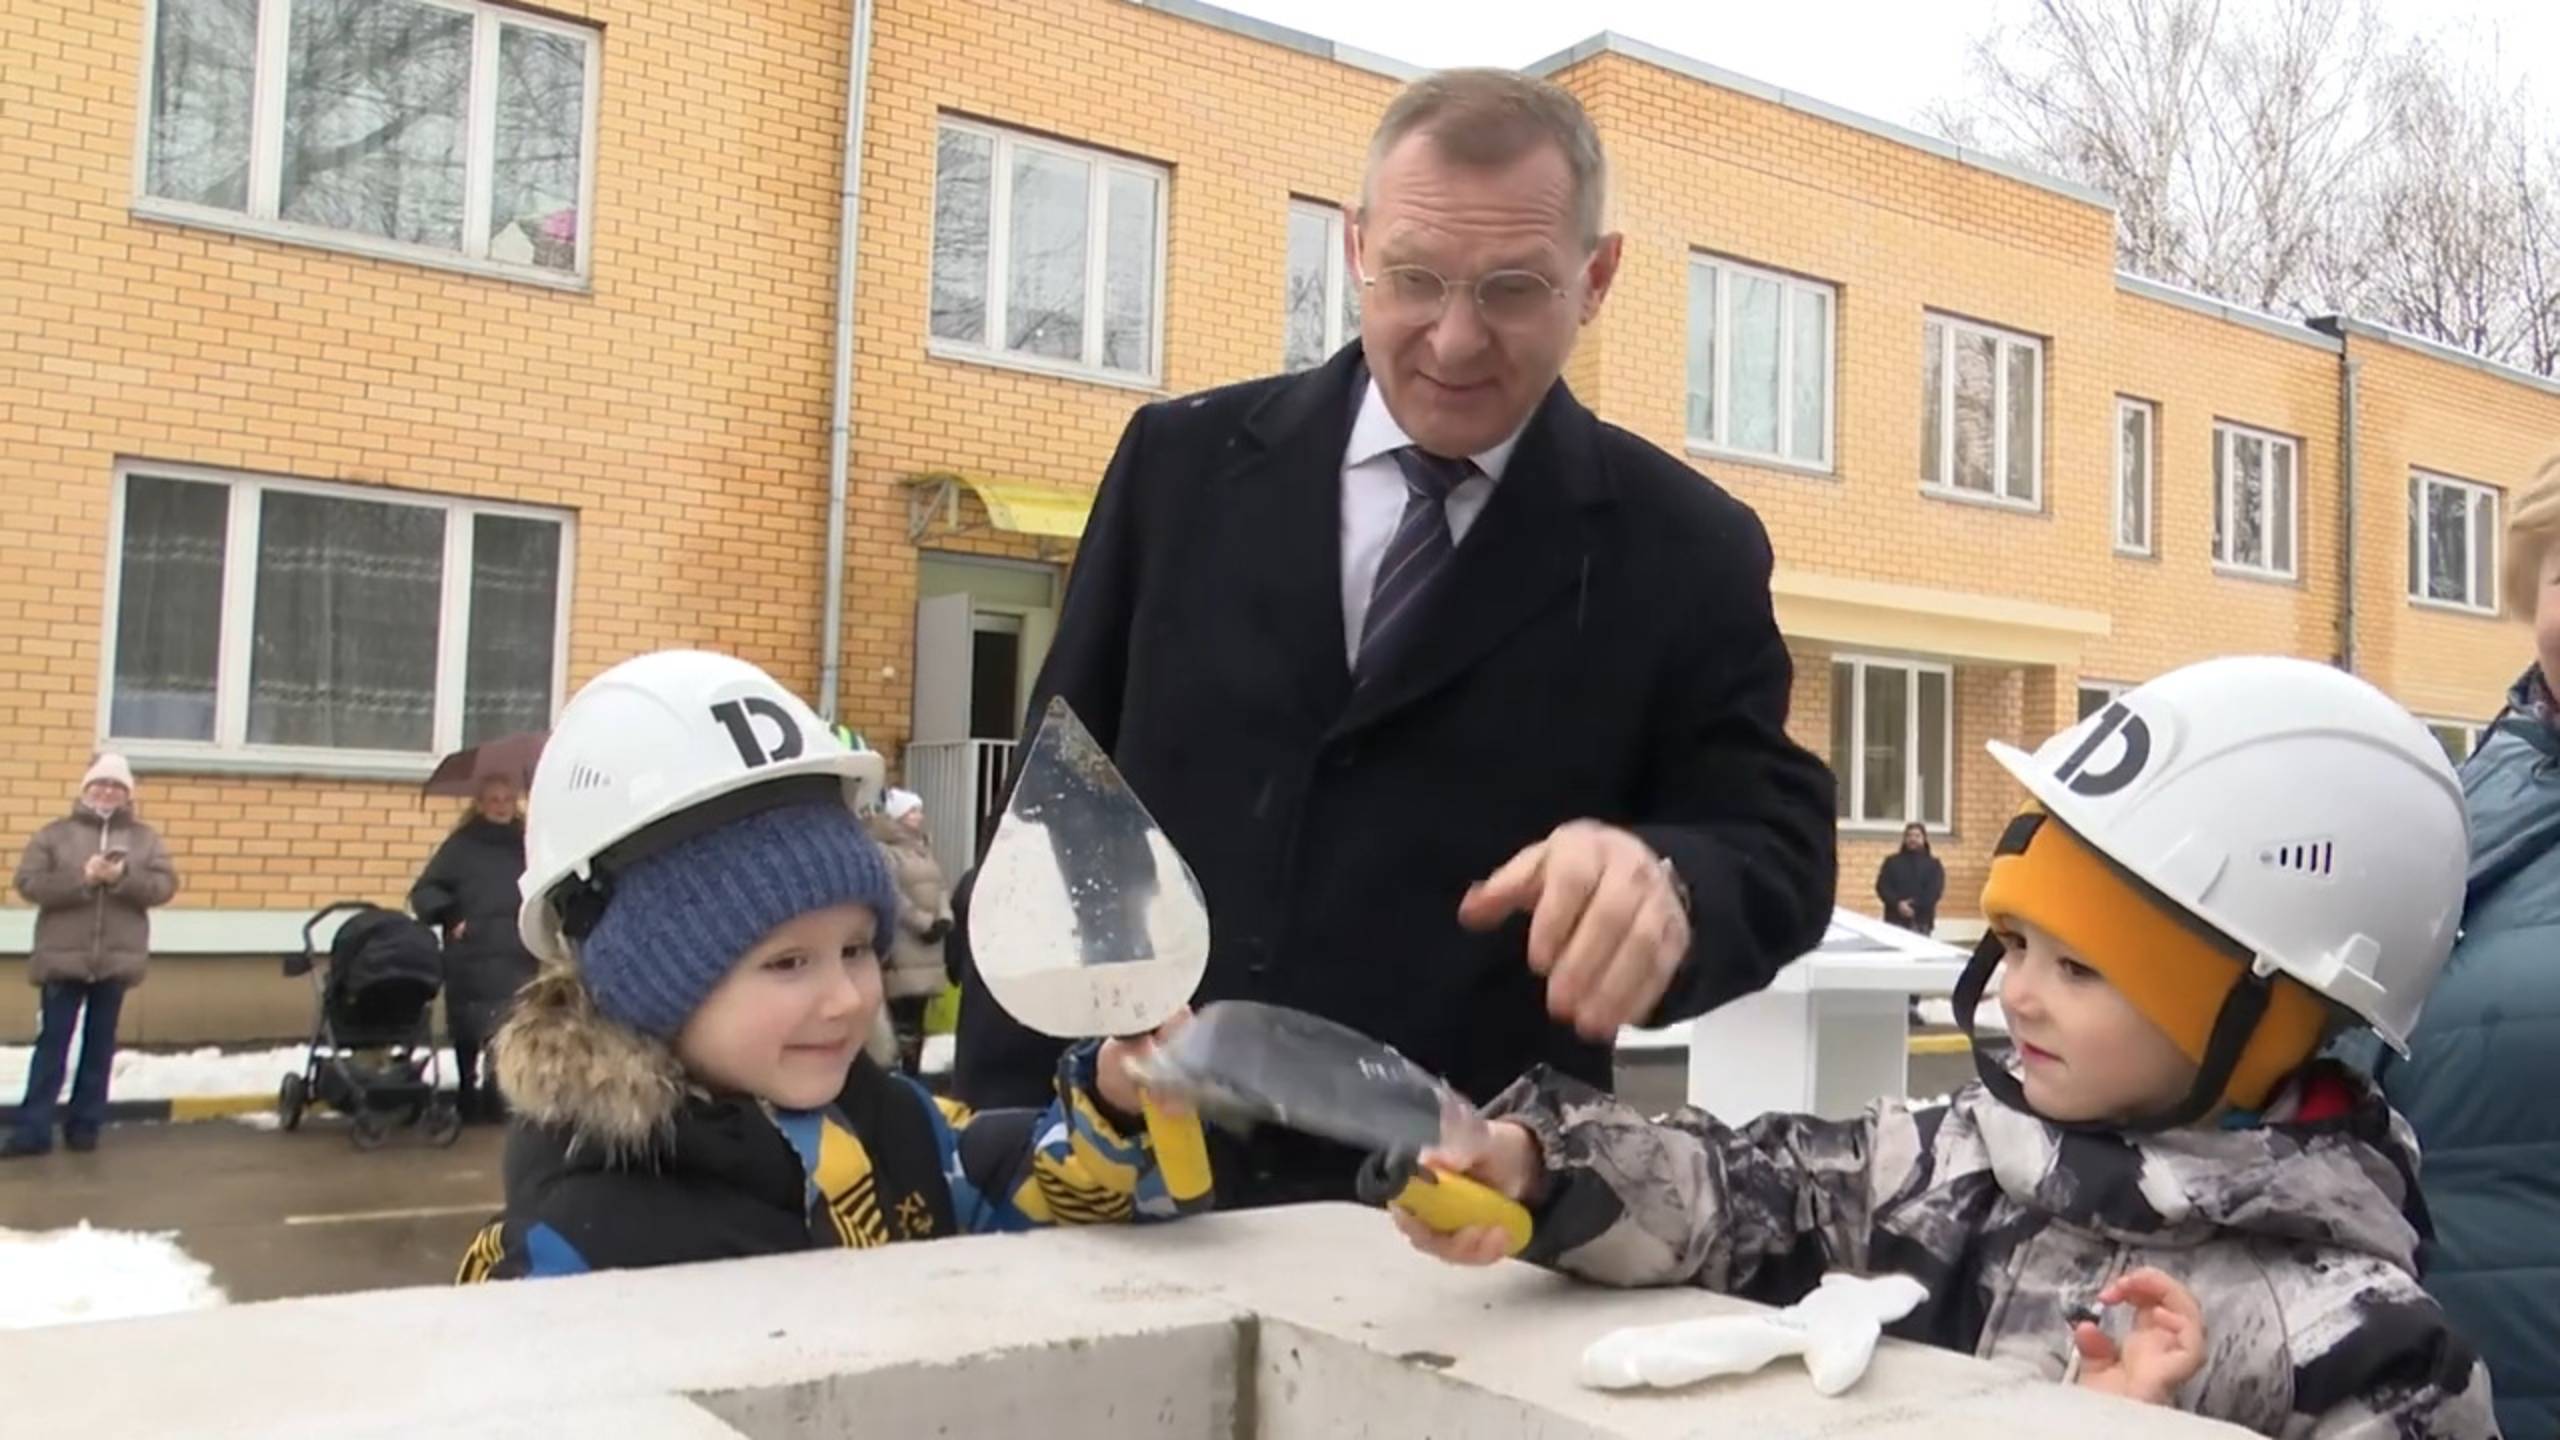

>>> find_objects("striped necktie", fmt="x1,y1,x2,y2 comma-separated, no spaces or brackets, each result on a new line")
1357,446,1476,681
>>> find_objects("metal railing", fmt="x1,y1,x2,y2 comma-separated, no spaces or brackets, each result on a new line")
902,739,1017,878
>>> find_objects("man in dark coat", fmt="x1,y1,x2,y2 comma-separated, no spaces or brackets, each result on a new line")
1875,823,1945,935
954,68,1836,1209
411,775,538,1121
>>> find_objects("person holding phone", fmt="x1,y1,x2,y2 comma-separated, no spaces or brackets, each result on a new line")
6,754,179,1157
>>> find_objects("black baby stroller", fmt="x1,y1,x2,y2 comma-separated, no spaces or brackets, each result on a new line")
278,901,462,1149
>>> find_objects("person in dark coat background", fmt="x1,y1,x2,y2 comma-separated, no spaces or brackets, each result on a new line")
1874,823,1944,935
953,68,1836,1210
2364,461,2560,1440
411,775,537,1122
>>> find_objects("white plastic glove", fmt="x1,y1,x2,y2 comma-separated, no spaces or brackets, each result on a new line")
1578,1272,1929,1397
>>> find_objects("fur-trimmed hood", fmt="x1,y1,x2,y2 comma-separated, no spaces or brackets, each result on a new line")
491,964,691,1157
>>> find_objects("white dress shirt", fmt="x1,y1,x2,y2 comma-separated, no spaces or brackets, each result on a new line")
1338,379,1526,664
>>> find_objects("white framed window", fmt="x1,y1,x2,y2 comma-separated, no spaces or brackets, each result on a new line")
1922,314,2042,507
930,118,1166,386
1687,256,1835,470
1284,199,1359,372
2213,422,2299,579
135,0,599,286
103,461,572,777
2422,718,2486,766
2076,681,2131,723
2409,471,2500,614
1829,656,1953,830
2116,398,2155,555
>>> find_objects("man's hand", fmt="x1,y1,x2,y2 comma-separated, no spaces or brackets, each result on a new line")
2074,1267,2206,1406
83,855,123,887
1391,1119,1543,1266
1895,899,1914,919
1459,821,1690,1040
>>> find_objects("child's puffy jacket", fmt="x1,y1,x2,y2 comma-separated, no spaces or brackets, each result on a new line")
457,968,1200,1280
1492,1064,2499,1439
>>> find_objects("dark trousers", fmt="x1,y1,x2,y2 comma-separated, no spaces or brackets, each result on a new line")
12,979,127,1145
887,994,931,1074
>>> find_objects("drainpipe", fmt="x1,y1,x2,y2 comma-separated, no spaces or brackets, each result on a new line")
2311,316,2360,675
818,0,877,720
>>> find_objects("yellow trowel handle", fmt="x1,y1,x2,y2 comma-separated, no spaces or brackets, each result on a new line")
1357,1151,1533,1257
1142,1093,1216,1214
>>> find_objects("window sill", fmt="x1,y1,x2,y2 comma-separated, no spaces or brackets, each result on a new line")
926,340,1167,395
2212,563,2300,588
131,198,590,293
1686,444,1836,480
1839,821,1953,838
1920,484,2043,515
2407,596,2502,621
116,743,438,784
2113,544,2157,561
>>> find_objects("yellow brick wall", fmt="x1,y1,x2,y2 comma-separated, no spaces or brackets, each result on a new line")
1,0,861,907
1563,51,2123,612
2094,294,2347,682
6,0,2558,1033
2346,338,2547,721
832,0,1399,749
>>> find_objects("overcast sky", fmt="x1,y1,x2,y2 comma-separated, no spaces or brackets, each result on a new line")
1209,0,2557,133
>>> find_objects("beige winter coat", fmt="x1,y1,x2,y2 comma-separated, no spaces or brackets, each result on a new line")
864,815,952,1002
15,805,179,986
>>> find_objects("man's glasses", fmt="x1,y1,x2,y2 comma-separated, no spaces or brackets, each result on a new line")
1360,265,1570,329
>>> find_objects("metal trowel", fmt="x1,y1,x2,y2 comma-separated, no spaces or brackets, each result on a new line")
967,697,1213,1209
1138,1000,1536,1256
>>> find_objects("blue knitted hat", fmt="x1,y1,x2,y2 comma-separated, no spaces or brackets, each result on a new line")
578,802,898,1039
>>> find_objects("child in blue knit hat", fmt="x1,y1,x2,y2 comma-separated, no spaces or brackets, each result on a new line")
456,651,1201,1281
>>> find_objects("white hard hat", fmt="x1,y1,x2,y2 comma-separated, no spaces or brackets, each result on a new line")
517,650,884,964
1986,655,2466,1052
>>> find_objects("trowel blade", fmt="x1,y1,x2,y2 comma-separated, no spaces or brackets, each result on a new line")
967,697,1208,1038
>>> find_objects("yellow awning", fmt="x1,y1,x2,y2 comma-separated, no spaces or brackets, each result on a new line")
1771,569,2110,666
907,472,1094,540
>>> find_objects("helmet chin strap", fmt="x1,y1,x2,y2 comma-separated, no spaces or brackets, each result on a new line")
1951,933,2270,1134
1957,812,2273,1135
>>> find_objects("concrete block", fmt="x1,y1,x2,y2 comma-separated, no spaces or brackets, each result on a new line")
0,1203,2251,1440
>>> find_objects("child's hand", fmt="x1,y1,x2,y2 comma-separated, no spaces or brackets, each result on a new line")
2073,1267,2206,1406
1389,1119,1542,1266
1096,1005,1193,1118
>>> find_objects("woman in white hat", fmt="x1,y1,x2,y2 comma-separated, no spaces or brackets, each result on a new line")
6,753,179,1157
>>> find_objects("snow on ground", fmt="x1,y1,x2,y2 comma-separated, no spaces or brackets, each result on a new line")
1,1043,461,1103
0,1224,227,1330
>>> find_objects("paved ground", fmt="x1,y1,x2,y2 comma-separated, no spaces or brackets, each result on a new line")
0,1117,503,1303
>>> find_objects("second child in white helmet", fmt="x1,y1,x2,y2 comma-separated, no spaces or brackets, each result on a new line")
1394,657,2501,1438
456,650,1203,1282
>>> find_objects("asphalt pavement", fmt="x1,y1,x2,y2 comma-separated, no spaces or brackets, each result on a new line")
0,1115,503,1303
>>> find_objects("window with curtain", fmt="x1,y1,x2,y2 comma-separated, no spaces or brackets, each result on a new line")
106,464,572,765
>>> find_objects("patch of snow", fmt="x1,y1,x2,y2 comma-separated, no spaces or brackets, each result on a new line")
0,1043,461,1103
227,1110,283,1132
0,1223,227,1330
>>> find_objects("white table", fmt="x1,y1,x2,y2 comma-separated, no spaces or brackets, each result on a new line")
1620,909,1967,1121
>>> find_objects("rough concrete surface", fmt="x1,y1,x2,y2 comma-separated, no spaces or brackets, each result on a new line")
0,1202,2254,1440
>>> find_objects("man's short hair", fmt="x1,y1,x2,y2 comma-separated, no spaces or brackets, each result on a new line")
1364,68,1608,248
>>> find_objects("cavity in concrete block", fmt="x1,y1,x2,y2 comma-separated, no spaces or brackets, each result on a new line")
692,1317,1246,1439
